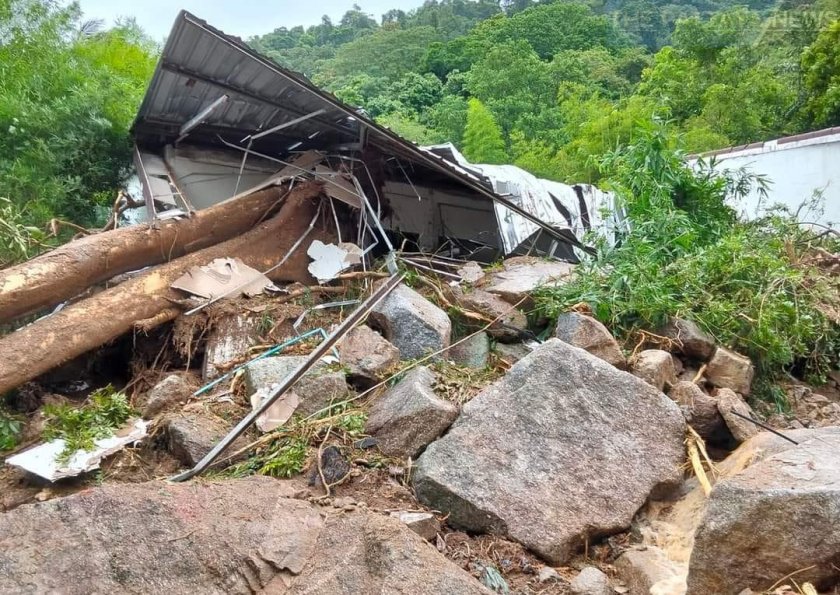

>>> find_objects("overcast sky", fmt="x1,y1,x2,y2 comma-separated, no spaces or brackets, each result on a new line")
74,0,427,42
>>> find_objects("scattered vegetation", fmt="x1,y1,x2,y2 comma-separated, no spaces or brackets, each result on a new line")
0,407,22,451
42,386,136,464
432,359,504,404
535,123,840,405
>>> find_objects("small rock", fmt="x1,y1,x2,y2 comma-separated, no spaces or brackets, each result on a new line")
687,433,840,594
632,350,676,392
554,312,626,368
369,284,451,360
365,366,458,458
457,261,486,284
340,325,400,385
570,566,610,595
389,511,440,541
244,356,350,417
141,374,195,418
493,342,534,366
483,256,575,305
539,566,562,584
706,347,754,395
670,381,728,443
449,286,528,342
658,318,716,361
165,413,247,466
353,437,378,449
615,546,681,595
446,332,490,368
308,445,351,488
671,355,684,376
716,388,759,442
202,314,262,380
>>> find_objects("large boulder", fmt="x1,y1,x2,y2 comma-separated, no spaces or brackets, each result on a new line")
365,366,458,458
706,347,754,395
0,478,488,595
413,339,686,564
554,312,626,368
483,256,575,305
448,286,528,342
716,388,759,443
244,356,350,417
658,318,716,361
339,325,399,385
632,349,676,392
687,433,840,594
369,284,451,360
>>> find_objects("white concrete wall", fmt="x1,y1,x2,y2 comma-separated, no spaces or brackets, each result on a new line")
692,131,840,227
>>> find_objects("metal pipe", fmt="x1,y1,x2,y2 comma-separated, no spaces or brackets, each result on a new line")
169,272,405,482
248,109,326,141
177,94,229,143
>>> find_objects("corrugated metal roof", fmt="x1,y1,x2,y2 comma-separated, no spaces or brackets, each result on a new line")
132,11,589,253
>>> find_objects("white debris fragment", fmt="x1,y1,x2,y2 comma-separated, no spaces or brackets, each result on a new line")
171,257,275,299
250,386,300,433
6,419,148,482
307,240,362,283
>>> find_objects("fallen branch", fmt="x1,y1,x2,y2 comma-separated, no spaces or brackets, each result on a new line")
0,182,333,396
0,183,297,323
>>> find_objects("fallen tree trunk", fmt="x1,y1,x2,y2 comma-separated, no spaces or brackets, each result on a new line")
0,183,294,323
0,181,333,396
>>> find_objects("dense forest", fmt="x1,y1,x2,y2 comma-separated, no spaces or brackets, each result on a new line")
2,0,840,260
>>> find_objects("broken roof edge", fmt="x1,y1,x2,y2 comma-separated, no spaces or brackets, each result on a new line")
133,11,590,255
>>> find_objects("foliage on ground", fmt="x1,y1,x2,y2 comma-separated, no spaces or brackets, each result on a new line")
535,123,840,404
0,406,22,451
42,386,136,464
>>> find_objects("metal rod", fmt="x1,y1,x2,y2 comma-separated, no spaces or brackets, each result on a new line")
248,109,326,141
727,410,799,445
183,205,321,316
193,328,327,397
169,272,405,482
177,94,229,142
292,299,360,333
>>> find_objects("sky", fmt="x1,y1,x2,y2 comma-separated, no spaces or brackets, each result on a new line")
74,0,428,42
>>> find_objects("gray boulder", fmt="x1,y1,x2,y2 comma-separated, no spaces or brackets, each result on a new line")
446,332,490,368
670,381,727,442
369,284,451,360
632,349,676,392
483,256,575,305
570,566,611,595
658,318,716,361
165,412,248,466
554,312,626,368
716,388,759,443
413,339,686,564
141,373,196,418
493,342,534,366
0,478,488,595
339,325,399,385
365,366,458,458
706,347,754,395
449,286,528,342
687,433,840,594
615,546,683,595
244,356,349,417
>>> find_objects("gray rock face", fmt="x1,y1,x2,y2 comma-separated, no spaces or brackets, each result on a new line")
570,566,611,595
369,284,451,360
716,388,759,443
202,314,262,380
446,332,490,368
554,312,626,368
687,433,840,594
165,412,248,466
339,325,399,385
449,286,528,342
0,478,488,595
658,318,716,361
141,373,195,418
483,256,575,305
670,381,727,442
706,347,754,395
244,356,349,417
632,349,676,392
615,546,683,595
413,339,686,564
365,366,458,458
493,342,534,366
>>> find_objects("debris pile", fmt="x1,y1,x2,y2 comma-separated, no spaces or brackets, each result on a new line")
1,10,839,595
